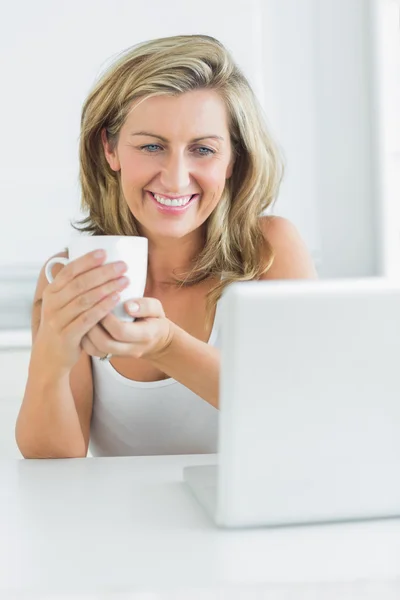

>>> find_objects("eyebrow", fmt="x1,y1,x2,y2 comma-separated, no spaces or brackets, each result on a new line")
130,131,224,143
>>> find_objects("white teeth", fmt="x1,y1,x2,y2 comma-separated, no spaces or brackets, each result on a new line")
153,193,193,207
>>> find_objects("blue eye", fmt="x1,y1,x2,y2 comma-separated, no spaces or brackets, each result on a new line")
139,144,215,156
140,144,161,152
196,147,215,156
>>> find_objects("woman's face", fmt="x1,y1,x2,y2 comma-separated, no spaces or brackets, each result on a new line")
102,89,235,241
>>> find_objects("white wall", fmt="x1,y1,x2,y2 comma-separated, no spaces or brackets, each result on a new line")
371,0,400,279
260,0,321,265
313,0,382,278
260,0,397,279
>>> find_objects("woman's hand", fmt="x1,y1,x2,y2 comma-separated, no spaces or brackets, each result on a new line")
35,251,130,374
80,297,175,360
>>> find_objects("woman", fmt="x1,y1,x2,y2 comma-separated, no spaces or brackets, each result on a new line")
16,34,317,459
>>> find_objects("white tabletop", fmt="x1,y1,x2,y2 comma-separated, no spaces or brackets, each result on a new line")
1,454,400,599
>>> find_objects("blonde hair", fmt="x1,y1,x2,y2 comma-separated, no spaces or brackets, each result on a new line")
74,34,284,323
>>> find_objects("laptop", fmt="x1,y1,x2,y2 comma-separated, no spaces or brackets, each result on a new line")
183,278,400,528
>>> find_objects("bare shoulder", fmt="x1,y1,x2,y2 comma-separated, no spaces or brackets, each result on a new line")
259,215,318,280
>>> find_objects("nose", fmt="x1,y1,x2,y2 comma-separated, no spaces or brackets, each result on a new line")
159,150,191,193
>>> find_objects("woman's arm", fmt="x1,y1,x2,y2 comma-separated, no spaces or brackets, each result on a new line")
150,324,221,408
149,216,318,409
16,254,93,458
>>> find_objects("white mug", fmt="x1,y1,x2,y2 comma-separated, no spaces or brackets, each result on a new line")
44,235,148,322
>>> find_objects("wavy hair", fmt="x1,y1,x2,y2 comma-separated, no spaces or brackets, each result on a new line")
74,34,284,323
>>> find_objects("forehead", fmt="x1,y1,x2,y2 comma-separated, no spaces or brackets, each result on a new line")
124,89,230,138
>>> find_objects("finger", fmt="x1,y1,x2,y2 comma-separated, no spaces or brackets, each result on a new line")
101,312,156,344
86,323,133,356
100,297,165,342
63,292,123,342
48,252,128,311
80,333,104,358
55,275,130,331
86,323,114,349
49,249,107,295
124,297,165,319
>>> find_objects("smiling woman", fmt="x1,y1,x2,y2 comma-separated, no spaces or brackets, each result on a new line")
16,34,317,459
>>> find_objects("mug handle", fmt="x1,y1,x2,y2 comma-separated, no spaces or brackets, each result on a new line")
44,256,69,283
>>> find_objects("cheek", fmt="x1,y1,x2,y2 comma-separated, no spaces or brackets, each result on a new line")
119,149,154,176
200,162,230,189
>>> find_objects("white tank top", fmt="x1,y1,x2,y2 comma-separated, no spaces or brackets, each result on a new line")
89,301,220,457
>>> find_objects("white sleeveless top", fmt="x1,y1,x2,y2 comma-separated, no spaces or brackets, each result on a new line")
89,302,220,457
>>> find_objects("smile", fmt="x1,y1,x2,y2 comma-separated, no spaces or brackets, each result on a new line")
152,192,193,206
146,191,199,213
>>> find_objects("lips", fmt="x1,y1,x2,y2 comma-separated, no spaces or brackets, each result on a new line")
146,190,199,213
149,192,196,200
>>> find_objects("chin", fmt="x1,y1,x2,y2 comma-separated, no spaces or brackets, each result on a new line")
141,222,199,241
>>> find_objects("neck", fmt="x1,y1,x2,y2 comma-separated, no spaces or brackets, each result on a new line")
145,229,206,291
